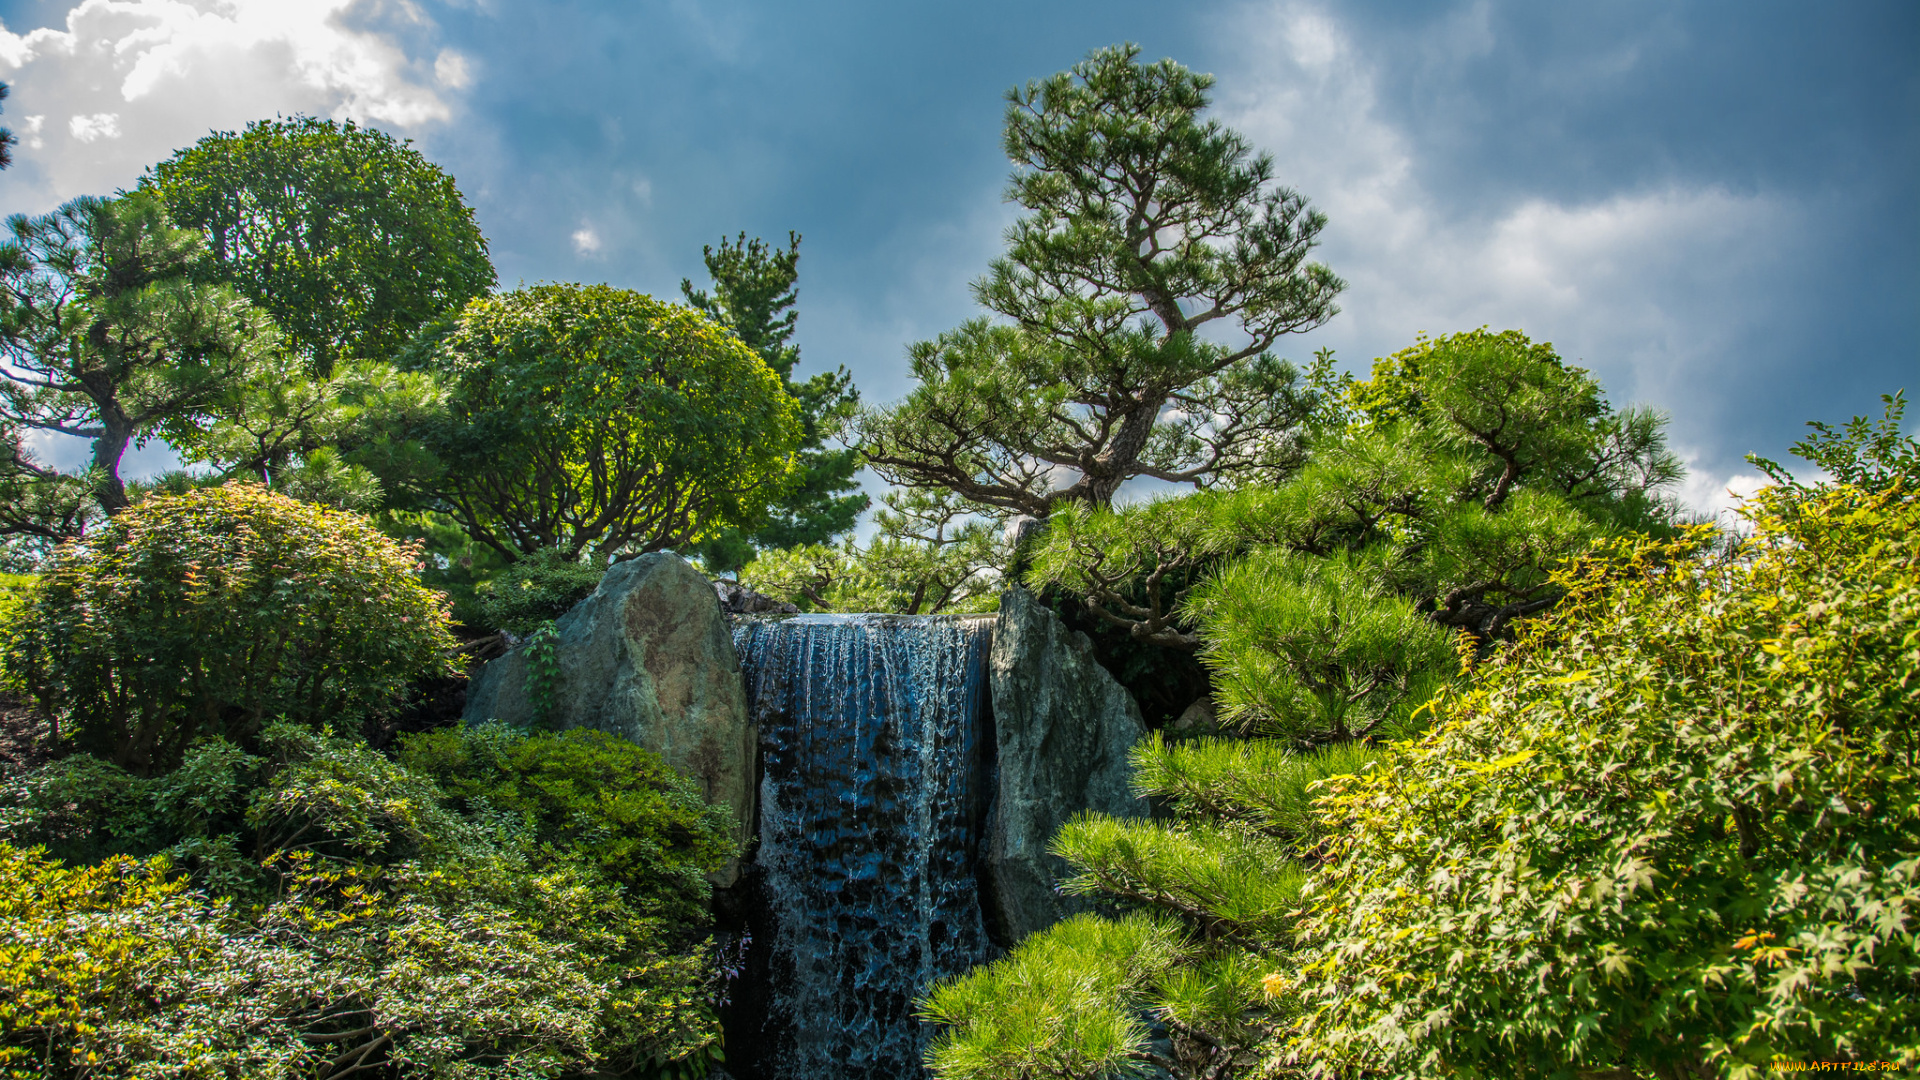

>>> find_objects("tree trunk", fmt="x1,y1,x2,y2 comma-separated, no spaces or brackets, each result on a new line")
89,405,135,516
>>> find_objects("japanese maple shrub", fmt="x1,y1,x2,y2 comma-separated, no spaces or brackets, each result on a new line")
16,482,455,772
1277,478,1920,1076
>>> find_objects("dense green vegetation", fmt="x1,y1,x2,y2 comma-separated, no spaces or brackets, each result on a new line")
0,486,740,1076
395,283,801,564
0,723,735,1077
13,484,455,773
0,36,1910,1080
0,191,282,524
921,402,1919,1078
906,43,1915,1080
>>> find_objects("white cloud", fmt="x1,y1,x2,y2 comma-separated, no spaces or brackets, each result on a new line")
0,0,466,213
1674,453,1769,521
571,226,602,256
434,48,471,90
1210,1,1815,478
67,111,118,142
21,114,43,149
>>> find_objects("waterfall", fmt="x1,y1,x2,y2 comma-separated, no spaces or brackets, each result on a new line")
724,613,997,1080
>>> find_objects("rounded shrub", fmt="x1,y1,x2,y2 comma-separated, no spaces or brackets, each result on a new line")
399,722,738,933
20,483,456,773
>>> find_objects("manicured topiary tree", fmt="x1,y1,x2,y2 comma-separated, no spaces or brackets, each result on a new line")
17,482,455,772
405,283,802,564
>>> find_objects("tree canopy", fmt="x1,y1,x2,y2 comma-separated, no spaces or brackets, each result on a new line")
400,283,802,563
145,116,494,374
0,192,279,524
859,45,1342,519
1029,329,1682,662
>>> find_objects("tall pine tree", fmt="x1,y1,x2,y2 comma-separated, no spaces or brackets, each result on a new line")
682,232,865,572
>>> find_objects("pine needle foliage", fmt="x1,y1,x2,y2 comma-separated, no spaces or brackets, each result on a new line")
921,913,1191,1080
860,44,1339,519
1128,734,1380,843
1051,814,1307,944
1029,328,1683,742
925,731,1374,1079
1184,547,1453,741
681,232,866,569
739,488,1005,615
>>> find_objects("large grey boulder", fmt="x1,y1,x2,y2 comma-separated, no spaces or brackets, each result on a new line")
985,586,1150,944
464,553,754,884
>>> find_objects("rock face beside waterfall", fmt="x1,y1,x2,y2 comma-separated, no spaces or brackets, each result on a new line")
463,553,755,882
985,586,1150,943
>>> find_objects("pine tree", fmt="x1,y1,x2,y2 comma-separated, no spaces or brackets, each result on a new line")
922,330,1688,1079
858,45,1342,521
682,232,866,572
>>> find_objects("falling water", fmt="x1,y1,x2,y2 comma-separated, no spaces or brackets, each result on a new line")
724,613,997,1080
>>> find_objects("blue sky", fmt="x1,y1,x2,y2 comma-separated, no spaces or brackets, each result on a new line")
0,0,1912,514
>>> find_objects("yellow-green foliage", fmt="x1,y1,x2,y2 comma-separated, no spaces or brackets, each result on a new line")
1278,484,1920,1077
0,840,629,1078
0,573,31,692
921,913,1190,1080
0,723,736,1077
18,483,456,773
1185,547,1455,741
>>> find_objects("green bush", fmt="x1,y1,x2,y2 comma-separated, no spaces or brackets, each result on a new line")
404,282,801,562
16,483,456,773
0,722,735,1076
473,546,605,635
1275,482,1920,1076
0,840,677,1078
399,723,738,932
0,573,31,693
